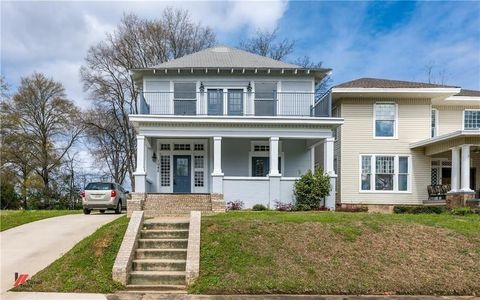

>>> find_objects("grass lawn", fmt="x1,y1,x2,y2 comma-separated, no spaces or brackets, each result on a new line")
190,211,480,295
14,216,128,293
0,210,81,232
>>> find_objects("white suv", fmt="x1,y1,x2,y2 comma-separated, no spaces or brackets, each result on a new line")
81,182,128,214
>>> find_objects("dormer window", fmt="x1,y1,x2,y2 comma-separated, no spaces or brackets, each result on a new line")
464,110,480,130
374,103,397,138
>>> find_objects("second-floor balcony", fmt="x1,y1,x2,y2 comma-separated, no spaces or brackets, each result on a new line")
137,91,332,117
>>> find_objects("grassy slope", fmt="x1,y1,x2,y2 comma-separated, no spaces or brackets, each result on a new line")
15,216,128,293
190,211,480,295
0,210,81,232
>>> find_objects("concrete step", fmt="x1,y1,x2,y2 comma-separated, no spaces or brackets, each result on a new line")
138,239,188,249
143,221,189,230
133,259,186,271
129,271,186,285
135,249,187,260
141,229,189,239
125,284,187,292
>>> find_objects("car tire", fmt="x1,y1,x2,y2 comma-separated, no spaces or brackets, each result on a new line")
83,208,91,215
99,210,105,214
115,201,122,214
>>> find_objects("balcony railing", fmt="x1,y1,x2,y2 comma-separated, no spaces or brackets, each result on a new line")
137,91,332,117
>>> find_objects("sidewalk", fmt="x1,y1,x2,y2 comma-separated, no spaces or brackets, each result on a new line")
3,292,478,300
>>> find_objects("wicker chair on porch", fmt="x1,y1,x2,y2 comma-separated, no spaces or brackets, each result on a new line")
427,184,451,201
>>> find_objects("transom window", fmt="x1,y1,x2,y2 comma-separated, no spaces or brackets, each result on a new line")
194,144,204,151
374,103,397,138
361,155,411,192
254,145,270,152
464,110,480,130
160,144,170,150
174,144,191,151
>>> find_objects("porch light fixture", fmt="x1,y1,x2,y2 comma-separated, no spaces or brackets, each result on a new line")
247,82,252,93
152,152,157,163
199,82,205,93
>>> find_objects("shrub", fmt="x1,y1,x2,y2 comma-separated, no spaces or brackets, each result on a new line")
336,206,368,213
450,207,480,215
294,168,331,210
393,205,447,214
252,204,268,211
294,203,312,211
226,200,244,211
274,200,293,211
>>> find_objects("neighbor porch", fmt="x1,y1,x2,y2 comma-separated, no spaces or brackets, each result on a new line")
411,131,480,207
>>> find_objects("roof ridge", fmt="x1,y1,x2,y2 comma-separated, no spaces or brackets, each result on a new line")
334,77,460,89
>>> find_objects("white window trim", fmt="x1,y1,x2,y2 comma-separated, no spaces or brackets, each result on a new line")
462,109,480,130
156,139,208,193
205,86,247,116
248,141,284,177
358,154,412,194
431,108,439,137
373,102,398,139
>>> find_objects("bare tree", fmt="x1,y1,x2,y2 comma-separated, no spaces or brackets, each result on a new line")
81,9,215,188
3,72,82,194
239,28,295,61
424,61,449,85
82,107,128,184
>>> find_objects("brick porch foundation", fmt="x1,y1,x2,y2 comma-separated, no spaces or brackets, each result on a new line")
446,191,475,208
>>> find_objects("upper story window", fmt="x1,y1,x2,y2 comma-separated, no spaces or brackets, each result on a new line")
431,109,438,137
464,110,480,130
374,103,397,138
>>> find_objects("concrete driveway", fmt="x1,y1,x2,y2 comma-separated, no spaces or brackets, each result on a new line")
0,212,122,295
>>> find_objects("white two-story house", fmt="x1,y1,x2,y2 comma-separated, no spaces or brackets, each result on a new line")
326,78,480,211
128,46,343,215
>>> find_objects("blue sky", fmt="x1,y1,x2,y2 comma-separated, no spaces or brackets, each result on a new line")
2,0,479,107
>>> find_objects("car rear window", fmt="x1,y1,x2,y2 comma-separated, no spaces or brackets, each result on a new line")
85,182,113,190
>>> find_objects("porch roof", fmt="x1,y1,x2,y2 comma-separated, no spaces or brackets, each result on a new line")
410,130,480,156
129,115,343,139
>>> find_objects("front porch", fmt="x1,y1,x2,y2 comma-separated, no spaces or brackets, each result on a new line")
128,115,342,215
411,131,480,207
131,136,337,214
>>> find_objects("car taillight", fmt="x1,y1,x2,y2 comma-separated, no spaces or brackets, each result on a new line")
80,191,85,198
111,190,117,197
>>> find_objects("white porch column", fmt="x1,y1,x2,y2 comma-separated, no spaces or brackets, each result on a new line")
310,147,315,171
461,144,473,192
323,137,335,175
451,147,460,192
269,137,280,176
268,137,281,208
323,137,336,210
134,135,147,193
212,137,224,194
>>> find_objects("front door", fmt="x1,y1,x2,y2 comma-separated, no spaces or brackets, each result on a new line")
173,155,191,193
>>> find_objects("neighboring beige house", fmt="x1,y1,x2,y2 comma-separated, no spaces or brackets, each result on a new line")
320,78,480,209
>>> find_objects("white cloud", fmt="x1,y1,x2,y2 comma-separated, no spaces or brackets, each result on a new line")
1,0,288,104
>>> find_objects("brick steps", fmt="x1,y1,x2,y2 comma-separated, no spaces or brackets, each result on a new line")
128,219,190,292
141,194,225,217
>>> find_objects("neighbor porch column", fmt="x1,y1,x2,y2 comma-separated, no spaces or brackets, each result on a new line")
134,135,147,193
323,137,336,210
268,137,281,208
461,144,473,192
212,136,224,194
450,146,460,192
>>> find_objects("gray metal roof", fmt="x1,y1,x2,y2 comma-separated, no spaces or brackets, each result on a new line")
152,45,304,69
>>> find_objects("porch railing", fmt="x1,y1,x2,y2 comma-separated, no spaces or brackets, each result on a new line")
137,91,332,117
